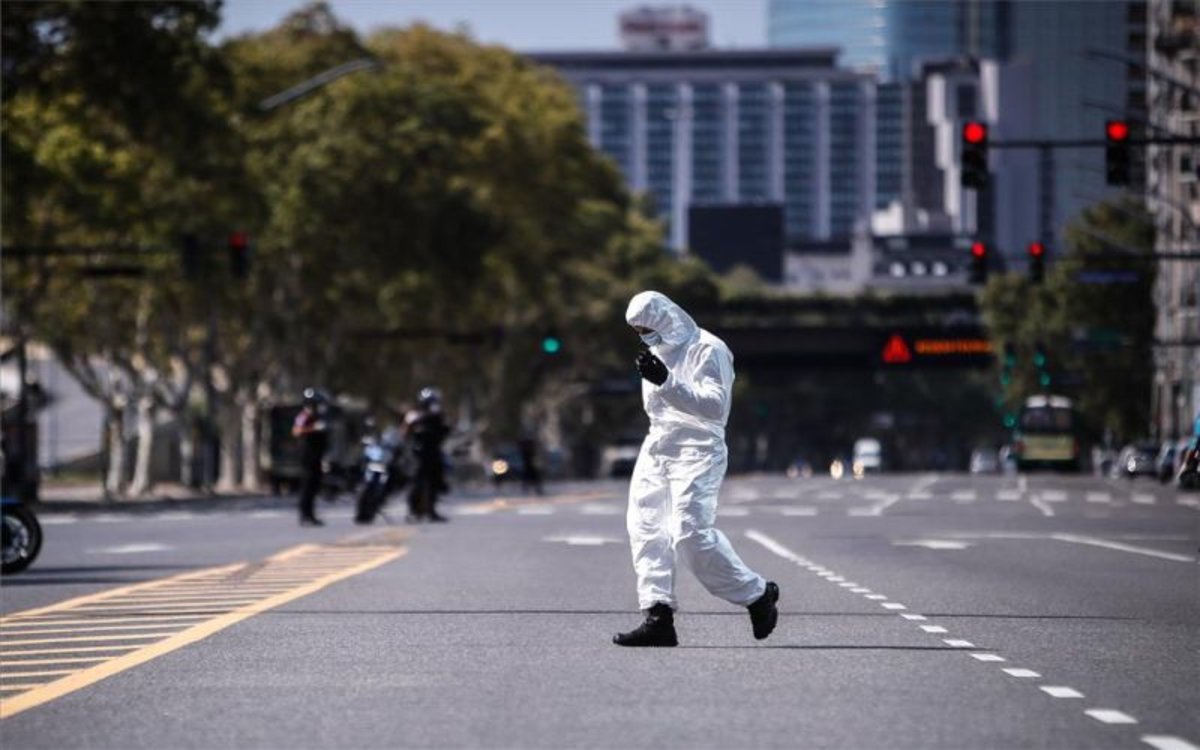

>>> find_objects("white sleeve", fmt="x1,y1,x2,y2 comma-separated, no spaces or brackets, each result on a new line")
656,345,730,420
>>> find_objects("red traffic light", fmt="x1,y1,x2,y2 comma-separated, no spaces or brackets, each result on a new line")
229,231,248,250
971,241,987,258
963,121,988,144
1028,241,1045,258
1106,120,1129,142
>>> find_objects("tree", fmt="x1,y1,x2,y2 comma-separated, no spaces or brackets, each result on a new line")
980,198,1155,444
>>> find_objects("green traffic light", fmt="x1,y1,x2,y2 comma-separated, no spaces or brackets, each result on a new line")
1039,372,1051,387
542,336,561,354
1003,414,1016,428
1033,353,1046,368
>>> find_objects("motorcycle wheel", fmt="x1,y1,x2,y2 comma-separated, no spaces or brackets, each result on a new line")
2,506,43,575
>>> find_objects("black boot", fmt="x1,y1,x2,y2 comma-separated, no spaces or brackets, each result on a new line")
747,581,779,640
613,603,678,647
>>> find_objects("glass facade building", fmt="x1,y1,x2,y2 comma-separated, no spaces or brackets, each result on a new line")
767,0,887,73
530,49,876,249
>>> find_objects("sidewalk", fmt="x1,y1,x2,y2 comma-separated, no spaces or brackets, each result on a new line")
33,481,280,515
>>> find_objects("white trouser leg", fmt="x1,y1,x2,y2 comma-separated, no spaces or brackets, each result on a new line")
627,448,676,610
668,452,766,607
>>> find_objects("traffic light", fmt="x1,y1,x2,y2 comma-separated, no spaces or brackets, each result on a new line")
1105,119,1130,186
1000,342,1016,386
541,335,561,355
1033,340,1051,388
181,233,201,279
968,241,989,285
229,231,250,280
961,121,989,190
1028,241,1045,284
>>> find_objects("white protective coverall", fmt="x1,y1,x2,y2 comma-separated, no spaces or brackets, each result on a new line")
624,291,767,611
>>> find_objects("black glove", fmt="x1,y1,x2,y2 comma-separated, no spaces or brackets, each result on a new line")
636,347,669,386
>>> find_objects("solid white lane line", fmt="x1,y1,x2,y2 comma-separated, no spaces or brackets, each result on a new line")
1051,533,1195,563
744,530,806,565
900,614,927,621
943,639,975,648
971,653,1006,662
1086,709,1138,725
919,625,948,633
87,544,171,555
1141,735,1200,750
881,602,907,610
1040,686,1084,698
1030,496,1056,517
1086,492,1113,504
1002,668,1041,678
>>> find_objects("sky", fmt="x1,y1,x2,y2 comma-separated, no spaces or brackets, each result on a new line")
217,0,767,50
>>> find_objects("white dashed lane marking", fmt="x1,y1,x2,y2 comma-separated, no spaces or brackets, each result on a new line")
996,489,1021,501
1086,709,1138,725
1041,686,1085,699
970,653,1006,662
1086,492,1112,504
1131,493,1156,506
1030,495,1056,517
1041,490,1068,502
1142,735,1200,750
743,528,1195,749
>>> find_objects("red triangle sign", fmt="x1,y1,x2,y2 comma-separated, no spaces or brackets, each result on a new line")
882,334,913,364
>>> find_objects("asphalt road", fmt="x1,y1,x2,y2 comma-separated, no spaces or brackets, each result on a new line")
2,472,1197,749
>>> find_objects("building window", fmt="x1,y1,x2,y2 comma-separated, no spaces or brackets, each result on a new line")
738,83,769,201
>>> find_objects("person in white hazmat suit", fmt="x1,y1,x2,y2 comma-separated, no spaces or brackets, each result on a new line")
614,290,779,647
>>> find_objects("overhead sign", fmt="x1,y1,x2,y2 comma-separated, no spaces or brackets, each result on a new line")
881,335,913,364
882,332,993,366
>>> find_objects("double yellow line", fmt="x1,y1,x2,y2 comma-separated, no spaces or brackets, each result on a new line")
0,532,408,719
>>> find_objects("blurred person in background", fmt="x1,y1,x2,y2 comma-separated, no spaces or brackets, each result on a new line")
291,388,330,527
614,291,779,647
405,387,450,522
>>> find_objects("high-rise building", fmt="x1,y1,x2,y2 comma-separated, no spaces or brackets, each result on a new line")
1148,0,1199,441
767,0,1006,81
531,48,877,257
767,0,887,73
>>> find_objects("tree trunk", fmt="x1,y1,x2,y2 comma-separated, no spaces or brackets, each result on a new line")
104,407,127,498
128,393,157,496
178,421,196,488
240,395,261,492
216,405,239,492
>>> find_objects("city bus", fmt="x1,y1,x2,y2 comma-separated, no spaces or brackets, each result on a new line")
1013,395,1081,472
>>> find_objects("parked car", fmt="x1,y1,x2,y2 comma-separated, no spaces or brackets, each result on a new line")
969,448,1000,474
1115,442,1158,479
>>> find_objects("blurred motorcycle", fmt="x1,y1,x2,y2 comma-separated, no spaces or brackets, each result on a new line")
355,431,409,524
1,495,42,575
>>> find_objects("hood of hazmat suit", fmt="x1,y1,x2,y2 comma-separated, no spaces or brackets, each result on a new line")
625,290,734,452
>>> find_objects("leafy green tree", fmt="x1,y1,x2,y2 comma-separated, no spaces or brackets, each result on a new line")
980,198,1155,444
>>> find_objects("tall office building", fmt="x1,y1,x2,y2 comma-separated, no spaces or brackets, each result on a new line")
1148,0,1199,440
767,0,887,73
531,48,877,258
767,0,1006,80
